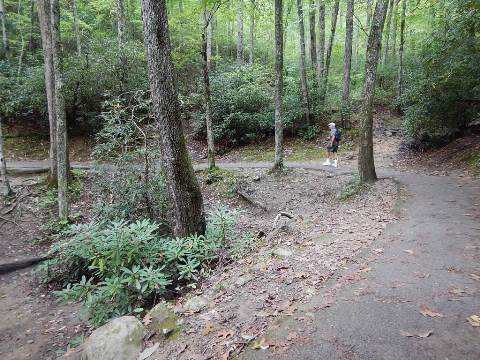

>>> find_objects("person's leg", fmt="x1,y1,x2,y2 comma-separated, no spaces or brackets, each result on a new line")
323,148,332,165
332,146,339,167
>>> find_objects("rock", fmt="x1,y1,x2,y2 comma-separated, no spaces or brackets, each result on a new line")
272,248,293,257
81,316,144,360
182,296,209,313
234,273,254,287
148,303,179,337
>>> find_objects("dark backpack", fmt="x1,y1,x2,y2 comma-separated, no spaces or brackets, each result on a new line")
335,129,342,143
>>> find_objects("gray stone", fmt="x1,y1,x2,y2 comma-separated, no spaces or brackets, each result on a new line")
272,247,293,257
234,273,254,287
183,295,209,313
148,303,179,337
81,316,144,360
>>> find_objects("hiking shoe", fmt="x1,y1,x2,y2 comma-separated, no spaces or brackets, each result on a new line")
332,160,338,168
323,160,331,166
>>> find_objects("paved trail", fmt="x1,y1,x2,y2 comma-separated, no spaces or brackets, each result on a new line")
4,160,480,359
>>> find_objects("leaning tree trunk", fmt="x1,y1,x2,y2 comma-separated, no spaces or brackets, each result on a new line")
141,0,206,237
358,0,389,183
248,0,254,64
382,0,394,64
341,0,354,127
202,10,215,170
50,0,69,219
320,0,339,101
71,0,81,57
308,0,316,68
396,0,405,100
296,0,311,125
0,116,13,197
273,0,284,171
37,0,57,183
316,0,325,90
236,0,244,63
0,0,9,58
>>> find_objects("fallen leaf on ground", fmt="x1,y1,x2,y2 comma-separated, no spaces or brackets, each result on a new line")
415,272,430,279
360,267,372,273
251,337,270,350
373,248,384,254
419,304,444,318
467,315,480,327
400,330,433,338
469,273,480,281
217,329,235,339
403,249,415,255
449,288,465,296
138,342,160,360
202,322,214,336
142,313,152,326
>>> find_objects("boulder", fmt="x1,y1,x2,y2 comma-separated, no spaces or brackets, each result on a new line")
182,295,209,313
148,303,179,337
81,316,144,360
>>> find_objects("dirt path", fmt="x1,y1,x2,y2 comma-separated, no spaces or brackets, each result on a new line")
238,172,480,359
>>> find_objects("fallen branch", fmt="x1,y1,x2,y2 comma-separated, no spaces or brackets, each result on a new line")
235,188,268,211
0,254,53,275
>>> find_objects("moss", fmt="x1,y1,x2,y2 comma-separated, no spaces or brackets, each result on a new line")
337,176,371,201
465,150,480,169
198,167,240,196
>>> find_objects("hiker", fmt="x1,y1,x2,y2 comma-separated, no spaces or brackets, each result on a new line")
323,122,341,167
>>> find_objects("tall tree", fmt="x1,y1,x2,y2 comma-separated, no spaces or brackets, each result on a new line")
320,0,339,101
308,0,316,67
296,0,310,125
341,0,354,126
396,0,405,100
202,6,216,170
50,0,69,219
358,0,389,183
0,0,8,58
316,0,325,89
71,0,81,56
391,0,398,57
0,116,12,197
141,0,206,237
273,0,284,170
248,0,254,64
37,0,57,182
236,0,244,63
382,0,394,64
117,0,126,46
365,0,373,50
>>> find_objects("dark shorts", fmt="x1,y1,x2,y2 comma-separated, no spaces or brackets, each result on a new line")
327,144,338,153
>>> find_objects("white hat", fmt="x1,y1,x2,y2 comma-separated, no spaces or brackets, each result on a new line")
328,122,336,128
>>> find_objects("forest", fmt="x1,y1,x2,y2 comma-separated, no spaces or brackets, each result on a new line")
0,0,479,359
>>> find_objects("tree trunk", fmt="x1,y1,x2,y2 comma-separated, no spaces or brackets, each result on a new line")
37,0,57,182
358,0,389,183
71,0,81,57
203,10,215,170
248,0,254,64
316,0,325,90
273,0,284,171
17,34,25,77
365,0,372,52
141,0,206,237
0,0,8,58
396,0,405,100
50,0,68,219
382,0,394,64
29,0,34,51
236,0,244,63
0,116,13,197
391,0,398,57
308,0,316,68
341,0,354,127
296,0,310,125
320,0,339,101
117,0,125,46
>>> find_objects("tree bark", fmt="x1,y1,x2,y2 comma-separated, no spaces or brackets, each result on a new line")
308,0,316,68
341,0,354,127
0,116,13,197
320,0,339,101
358,0,389,183
316,0,325,90
296,0,311,125
141,0,206,237
117,0,125,46
382,0,394,64
71,0,81,57
273,0,284,171
236,0,244,63
0,0,8,58
202,10,215,170
396,0,405,100
365,0,372,52
391,0,398,57
248,0,254,64
50,0,69,219
37,0,57,182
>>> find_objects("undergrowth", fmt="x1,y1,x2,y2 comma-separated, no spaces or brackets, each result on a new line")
338,176,371,201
